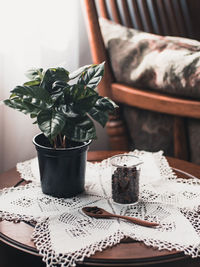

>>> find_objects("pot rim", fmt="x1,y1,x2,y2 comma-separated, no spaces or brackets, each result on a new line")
33,133,92,151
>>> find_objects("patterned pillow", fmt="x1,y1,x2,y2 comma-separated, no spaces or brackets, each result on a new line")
99,18,200,99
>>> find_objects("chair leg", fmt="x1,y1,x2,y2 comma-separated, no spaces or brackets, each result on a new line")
173,116,188,161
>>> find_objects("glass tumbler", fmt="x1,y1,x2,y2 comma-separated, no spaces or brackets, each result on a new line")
111,154,142,204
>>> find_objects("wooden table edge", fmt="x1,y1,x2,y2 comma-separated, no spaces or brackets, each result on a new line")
0,229,188,266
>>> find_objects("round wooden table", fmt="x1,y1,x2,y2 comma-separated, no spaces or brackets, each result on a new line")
1,151,200,267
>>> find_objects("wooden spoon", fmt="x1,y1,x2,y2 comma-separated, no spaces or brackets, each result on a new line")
82,206,159,227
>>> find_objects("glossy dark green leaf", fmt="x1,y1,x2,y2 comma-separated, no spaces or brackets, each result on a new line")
69,85,99,113
11,85,51,103
48,82,70,106
71,85,98,101
88,107,108,127
87,96,118,127
37,110,66,140
30,113,37,118
57,104,79,118
4,99,27,113
69,64,91,80
23,80,41,87
25,68,43,81
78,62,105,89
51,93,64,107
63,84,99,113
52,80,68,91
62,116,96,142
4,98,41,115
10,86,53,113
95,96,118,111
63,85,71,104
41,68,69,92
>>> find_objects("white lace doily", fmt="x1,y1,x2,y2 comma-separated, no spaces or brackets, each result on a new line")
1,150,200,267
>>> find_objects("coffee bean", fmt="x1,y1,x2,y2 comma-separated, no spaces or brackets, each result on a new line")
112,166,139,204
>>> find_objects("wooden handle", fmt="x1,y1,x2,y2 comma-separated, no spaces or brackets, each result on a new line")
110,214,159,227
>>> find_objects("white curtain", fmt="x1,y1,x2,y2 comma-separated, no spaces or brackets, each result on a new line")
0,0,93,173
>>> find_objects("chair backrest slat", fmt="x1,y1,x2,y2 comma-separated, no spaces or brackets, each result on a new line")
109,0,122,24
99,0,110,19
121,0,133,28
138,0,154,32
164,0,180,36
96,0,193,39
183,0,194,39
156,0,171,35
173,0,188,37
130,0,144,30
150,0,164,34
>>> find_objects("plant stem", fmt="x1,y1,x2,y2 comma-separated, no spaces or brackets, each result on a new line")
62,135,66,148
59,134,63,148
53,138,57,149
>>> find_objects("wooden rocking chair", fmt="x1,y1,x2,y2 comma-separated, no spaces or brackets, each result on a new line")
83,0,200,161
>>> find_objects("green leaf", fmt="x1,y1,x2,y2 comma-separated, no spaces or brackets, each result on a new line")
4,99,26,113
69,84,99,113
78,62,105,89
41,68,69,92
87,96,118,127
23,80,41,87
11,85,51,103
62,116,96,142
25,68,43,81
37,110,66,140
51,91,64,106
57,104,79,118
11,85,52,110
4,98,41,115
63,85,72,104
88,107,108,127
49,81,68,105
30,113,37,118
69,64,91,80
95,96,118,111
52,80,68,91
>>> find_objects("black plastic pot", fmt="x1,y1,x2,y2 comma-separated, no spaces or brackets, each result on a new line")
33,133,91,198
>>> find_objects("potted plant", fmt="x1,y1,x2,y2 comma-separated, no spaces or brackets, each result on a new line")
4,63,117,198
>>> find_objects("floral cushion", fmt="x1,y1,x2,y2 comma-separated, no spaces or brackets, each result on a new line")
99,18,200,99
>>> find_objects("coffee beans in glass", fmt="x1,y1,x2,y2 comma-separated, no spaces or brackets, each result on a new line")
111,154,142,204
